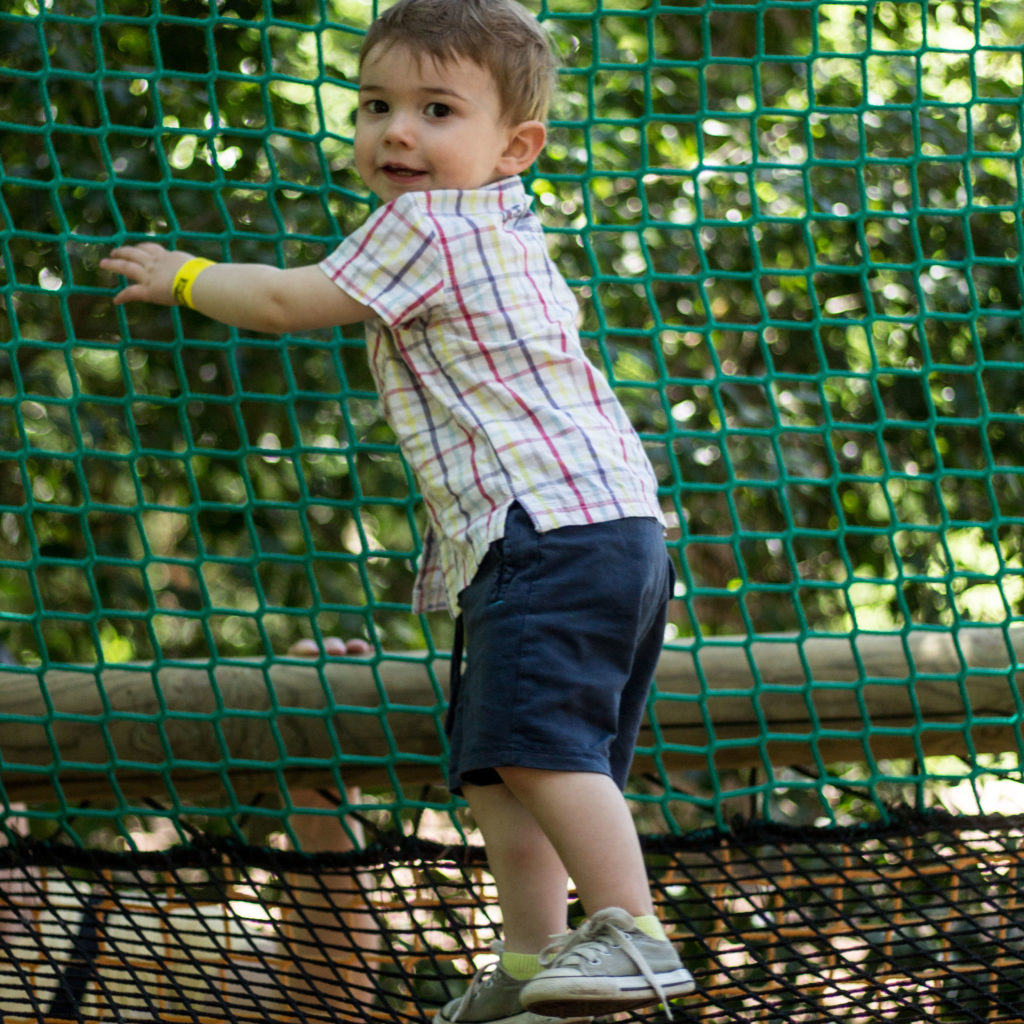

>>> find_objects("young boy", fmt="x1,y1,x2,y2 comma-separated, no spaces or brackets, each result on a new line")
100,1,695,1021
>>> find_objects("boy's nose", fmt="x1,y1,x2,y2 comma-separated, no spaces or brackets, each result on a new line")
382,112,415,146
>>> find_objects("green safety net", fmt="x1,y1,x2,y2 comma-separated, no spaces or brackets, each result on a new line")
2,0,1024,841
2,2,1024,1015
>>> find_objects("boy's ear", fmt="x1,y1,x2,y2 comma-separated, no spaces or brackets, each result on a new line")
497,120,547,175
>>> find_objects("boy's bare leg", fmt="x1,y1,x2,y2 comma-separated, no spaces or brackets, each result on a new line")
485,769,694,1018
463,782,571,953
493,767,654,920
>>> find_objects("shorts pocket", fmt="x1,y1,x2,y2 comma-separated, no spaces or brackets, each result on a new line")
487,537,515,605
489,502,536,603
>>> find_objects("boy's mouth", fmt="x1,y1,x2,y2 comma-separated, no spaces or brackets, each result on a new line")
382,163,425,178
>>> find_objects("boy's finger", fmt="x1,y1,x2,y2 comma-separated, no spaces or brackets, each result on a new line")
100,255,139,276
104,247,143,264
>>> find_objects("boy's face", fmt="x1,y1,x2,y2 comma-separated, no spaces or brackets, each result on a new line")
354,45,519,202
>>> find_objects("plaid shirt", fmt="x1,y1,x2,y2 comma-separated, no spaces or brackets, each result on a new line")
319,176,663,614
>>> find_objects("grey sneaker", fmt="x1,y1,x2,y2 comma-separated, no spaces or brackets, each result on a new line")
436,944,592,1024
520,908,695,1018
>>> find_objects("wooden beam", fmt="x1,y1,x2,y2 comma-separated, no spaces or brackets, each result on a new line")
0,627,1021,803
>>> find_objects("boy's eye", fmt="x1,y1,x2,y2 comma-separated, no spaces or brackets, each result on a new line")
362,98,389,115
425,102,452,118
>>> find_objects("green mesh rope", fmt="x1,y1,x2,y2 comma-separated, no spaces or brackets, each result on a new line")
0,0,1023,849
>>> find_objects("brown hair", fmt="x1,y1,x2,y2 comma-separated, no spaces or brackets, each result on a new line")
360,0,558,124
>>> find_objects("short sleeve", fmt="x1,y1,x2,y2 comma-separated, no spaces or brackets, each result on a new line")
319,194,446,326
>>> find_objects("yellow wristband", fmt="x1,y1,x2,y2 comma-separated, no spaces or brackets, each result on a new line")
172,257,215,309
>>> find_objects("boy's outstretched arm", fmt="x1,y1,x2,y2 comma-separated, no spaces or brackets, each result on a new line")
100,242,373,335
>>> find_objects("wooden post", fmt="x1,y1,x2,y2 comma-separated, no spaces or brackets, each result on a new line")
0,627,1021,803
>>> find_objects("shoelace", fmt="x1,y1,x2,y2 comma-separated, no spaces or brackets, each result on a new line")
536,930,571,969
537,916,674,1021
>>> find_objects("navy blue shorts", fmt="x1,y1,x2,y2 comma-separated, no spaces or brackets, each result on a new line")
445,503,674,794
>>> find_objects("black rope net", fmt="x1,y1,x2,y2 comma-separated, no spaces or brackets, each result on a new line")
2,810,1023,1024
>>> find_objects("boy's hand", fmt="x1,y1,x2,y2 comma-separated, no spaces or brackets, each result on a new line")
288,637,373,658
101,242,194,306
